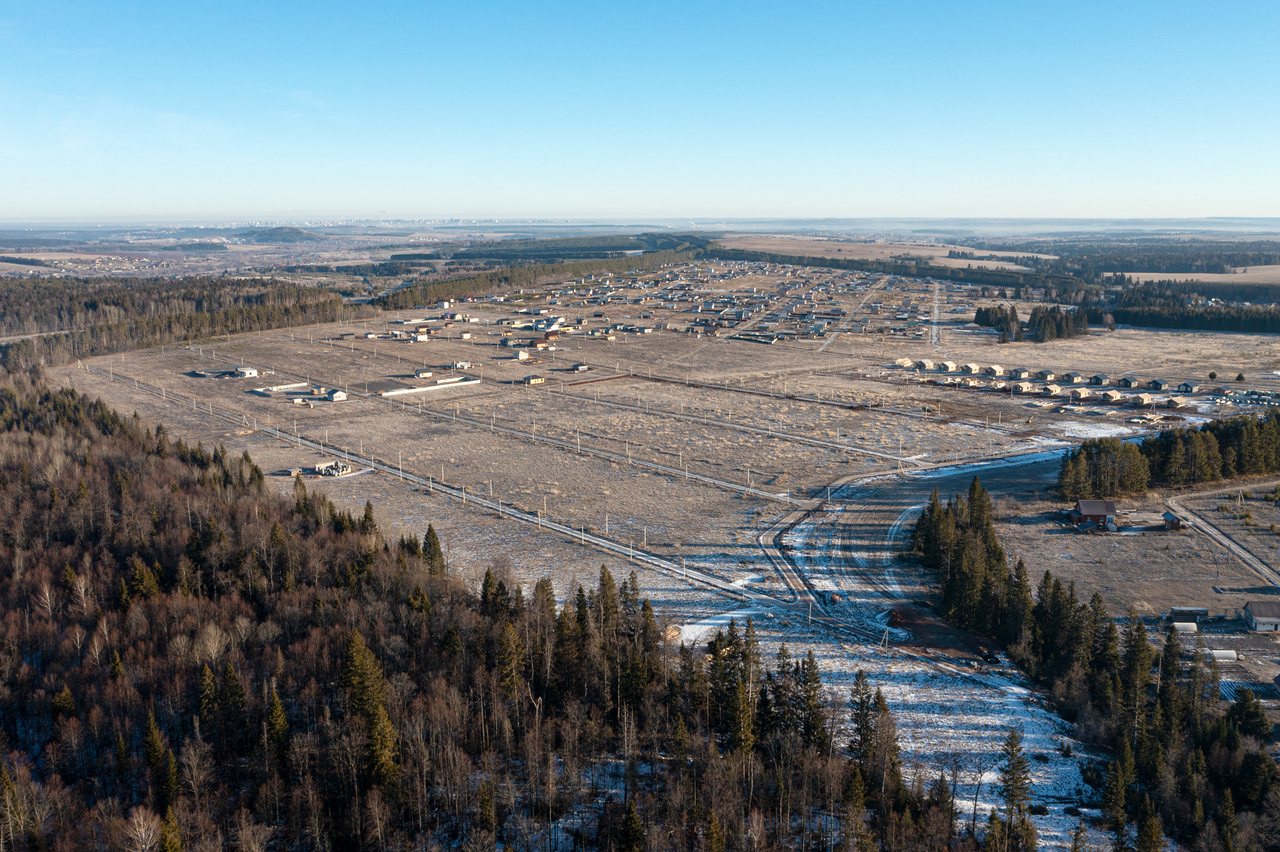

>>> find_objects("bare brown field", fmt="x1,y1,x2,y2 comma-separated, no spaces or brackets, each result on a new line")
48,272,1280,630
718,236,1052,271
995,491,1267,619
1128,267,1280,286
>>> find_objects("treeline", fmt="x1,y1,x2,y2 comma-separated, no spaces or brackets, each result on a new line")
457,235,647,261
1058,438,1151,500
377,247,702,310
1059,412,1280,496
0,285,374,371
0,370,1008,852
0,276,343,337
1028,305,1088,341
974,305,1023,342
912,478,1278,851
958,239,1280,283
708,247,1087,292
1109,305,1280,334
280,261,426,277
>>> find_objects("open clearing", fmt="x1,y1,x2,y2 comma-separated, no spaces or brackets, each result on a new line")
717,235,1053,271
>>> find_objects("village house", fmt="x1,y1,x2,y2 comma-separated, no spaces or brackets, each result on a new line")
1070,500,1117,524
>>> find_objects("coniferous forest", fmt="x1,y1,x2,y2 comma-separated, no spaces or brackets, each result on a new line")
0,277,375,371
0,367,1073,852
913,478,1278,852
1058,412,1280,498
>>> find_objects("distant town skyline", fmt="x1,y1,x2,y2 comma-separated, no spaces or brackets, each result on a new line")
2,0,1277,221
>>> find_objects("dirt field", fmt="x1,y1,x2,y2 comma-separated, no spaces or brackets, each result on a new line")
1128,267,1280,286
994,491,1268,618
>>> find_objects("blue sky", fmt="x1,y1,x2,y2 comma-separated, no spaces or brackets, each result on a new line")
2,0,1277,222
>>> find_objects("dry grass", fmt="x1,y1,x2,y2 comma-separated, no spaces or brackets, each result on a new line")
718,236,1052,271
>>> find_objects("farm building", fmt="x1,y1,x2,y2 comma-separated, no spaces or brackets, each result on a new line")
895,357,913,367
1243,600,1280,632
414,369,433,379
1090,374,1110,385
1071,500,1117,524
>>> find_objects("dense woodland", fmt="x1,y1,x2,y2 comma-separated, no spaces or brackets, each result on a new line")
0,371,1083,852
1058,413,1280,498
912,479,1279,852
972,307,1022,343
958,240,1280,283
1026,306,1089,342
0,278,374,371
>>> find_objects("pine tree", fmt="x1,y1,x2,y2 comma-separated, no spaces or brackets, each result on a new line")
266,690,289,771
341,629,385,720
841,767,874,852
160,808,182,852
848,670,875,767
53,684,75,716
159,750,179,811
498,621,526,702
143,712,166,779
219,663,247,748
360,500,377,534
408,583,431,615
1219,788,1236,852
478,782,495,834
705,811,725,852
999,726,1032,852
198,663,219,733
620,801,645,852
423,524,446,574
367,703,399,789
111,649,125,681
799,650,829,751
128,556,162,599
1135,795,1164,852
1120,607,1153,739
1102,760,1128,847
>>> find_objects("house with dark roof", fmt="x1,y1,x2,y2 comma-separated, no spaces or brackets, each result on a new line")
1070,500,1117,524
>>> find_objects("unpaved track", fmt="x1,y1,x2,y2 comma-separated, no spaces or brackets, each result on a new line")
1168,483,1280,587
